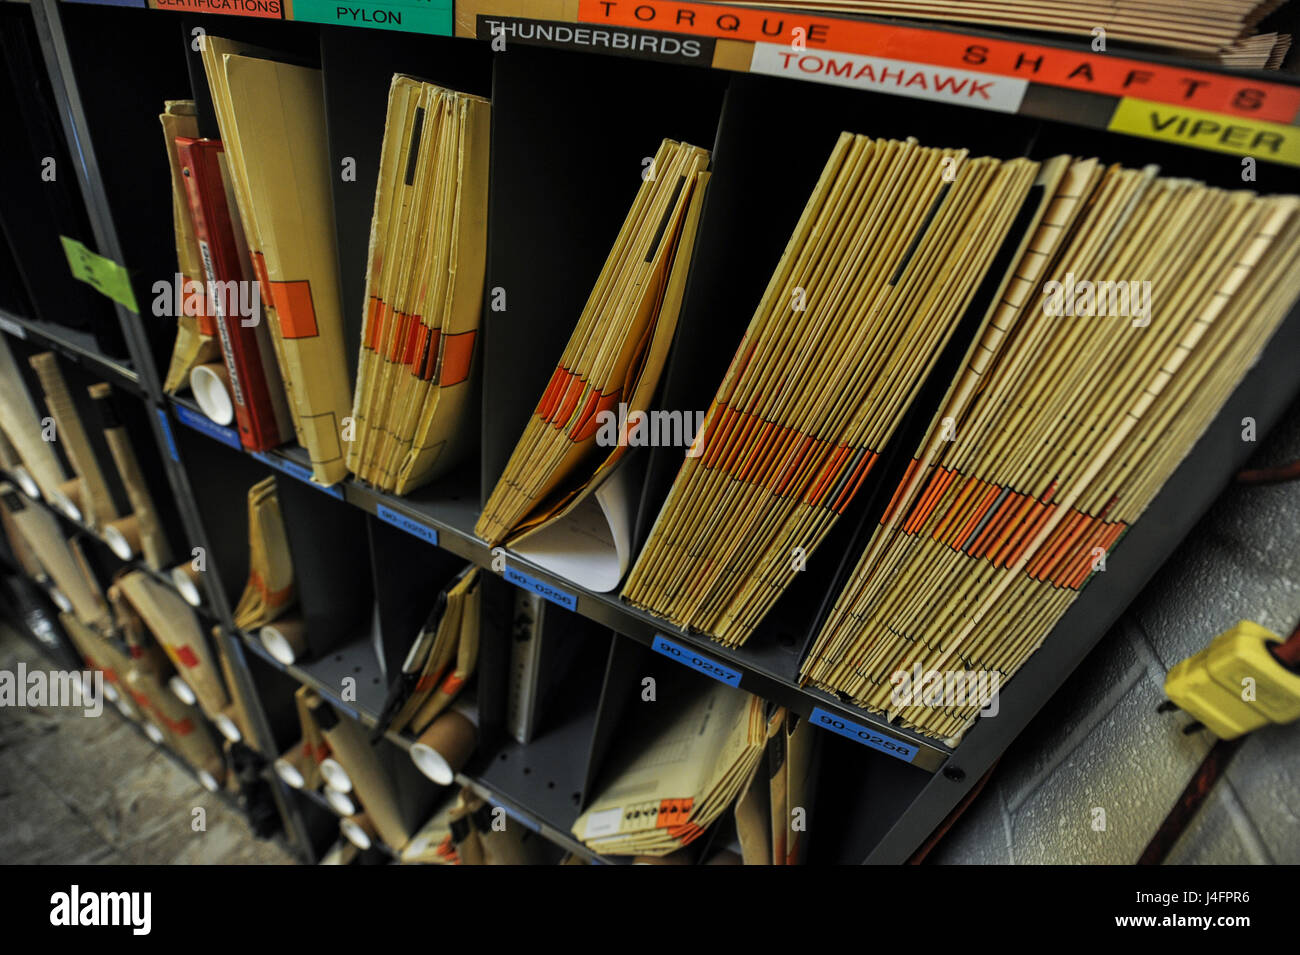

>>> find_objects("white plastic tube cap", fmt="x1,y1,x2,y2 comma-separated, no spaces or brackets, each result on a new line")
214,713,242,743
49,588,72,613
273,758,305,789
54,494,82,523
409,742,454,786
324,787,356,817
168,675,197,706
190,365,235,426
104,524,134,561
339,817,371,851
143,723,166,745
318,758,352,793
171,567,203,607
12,467,40,501
259,625,298,666
197,770,220,793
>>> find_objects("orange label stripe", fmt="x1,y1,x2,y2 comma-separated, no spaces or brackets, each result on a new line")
889,461,1128,589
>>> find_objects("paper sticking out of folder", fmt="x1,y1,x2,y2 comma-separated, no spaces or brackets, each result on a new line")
477,139,711,592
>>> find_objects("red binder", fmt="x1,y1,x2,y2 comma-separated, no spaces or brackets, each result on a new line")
175,136,288,452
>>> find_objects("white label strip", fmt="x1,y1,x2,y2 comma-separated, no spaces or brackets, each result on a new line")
749,44,1028,114
582,807,624,839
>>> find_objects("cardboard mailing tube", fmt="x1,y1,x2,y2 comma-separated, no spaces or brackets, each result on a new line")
314,701,411,849
104,515,141,560
190,362,235,426
260,618,308,666
409,706,478,786
127,666,224,782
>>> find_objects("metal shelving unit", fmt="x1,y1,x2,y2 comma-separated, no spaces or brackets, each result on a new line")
4,0,1297,865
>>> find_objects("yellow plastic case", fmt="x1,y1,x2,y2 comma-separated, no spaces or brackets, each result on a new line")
1164,620,1300,739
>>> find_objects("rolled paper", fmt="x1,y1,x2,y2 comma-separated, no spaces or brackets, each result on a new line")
49,587,72,613
340,813,376,851
260,618,307,666
190,361,235,426
324,786,357,817
409,708,477,785
171,563,204,607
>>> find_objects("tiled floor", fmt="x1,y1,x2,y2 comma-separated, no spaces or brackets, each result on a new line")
0,626,296,865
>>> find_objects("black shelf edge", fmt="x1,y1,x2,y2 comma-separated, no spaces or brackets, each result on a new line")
0,307,141,396
166,394,951,772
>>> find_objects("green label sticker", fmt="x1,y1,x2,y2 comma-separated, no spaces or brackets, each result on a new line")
60,236,138,313
290,0,451,34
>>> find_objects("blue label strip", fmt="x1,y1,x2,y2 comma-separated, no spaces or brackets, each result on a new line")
502,566,577,611
502,805,541,833
251,451,345,499
174,404,242,450
376,503,438,546
809,706,919,764
650,635,743,688
156,409,180,463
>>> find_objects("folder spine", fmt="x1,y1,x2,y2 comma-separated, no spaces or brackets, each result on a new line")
175,136,285,453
